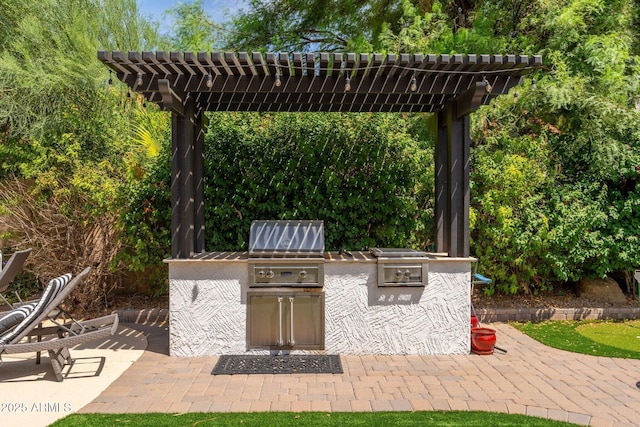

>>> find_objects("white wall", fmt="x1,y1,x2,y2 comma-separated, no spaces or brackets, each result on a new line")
324,260,470,355
167,254,471,356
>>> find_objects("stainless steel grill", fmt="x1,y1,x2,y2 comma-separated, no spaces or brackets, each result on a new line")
248,220,325,288
249,220,324,257
246,220,326,350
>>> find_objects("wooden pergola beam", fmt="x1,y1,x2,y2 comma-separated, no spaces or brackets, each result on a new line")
456,82,487,118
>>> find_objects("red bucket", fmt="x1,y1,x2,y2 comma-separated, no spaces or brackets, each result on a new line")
471,327,496,355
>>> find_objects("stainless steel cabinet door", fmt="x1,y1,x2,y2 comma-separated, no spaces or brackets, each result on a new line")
288,294,324,348
247,294,283,348
247,291,324,350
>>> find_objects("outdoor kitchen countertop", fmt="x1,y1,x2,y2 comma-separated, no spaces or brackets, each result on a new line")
324,251,375,262
164,251,248,262
165,251,373,262
164,251,465,263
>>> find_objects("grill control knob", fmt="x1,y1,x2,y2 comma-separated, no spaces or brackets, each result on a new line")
394,269,403,279
404,270,412,278
299,270,308,279
257,269,266,279
266,269,275,279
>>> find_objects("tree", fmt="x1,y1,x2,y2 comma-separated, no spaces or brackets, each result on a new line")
0,0,158,165
222,0,445,52
470,0,640,292
161,0,220,51
0,0,163,309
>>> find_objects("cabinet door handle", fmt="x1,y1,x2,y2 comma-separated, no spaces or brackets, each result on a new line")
277,297,283,346
288,297,295,346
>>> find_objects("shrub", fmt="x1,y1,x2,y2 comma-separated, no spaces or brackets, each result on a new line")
118,112,435,285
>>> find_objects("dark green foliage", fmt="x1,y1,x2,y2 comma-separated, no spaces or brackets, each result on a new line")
116,140,172,267
0,269,41,305
470,0,640,293
204,112,433,251
117,112,434,277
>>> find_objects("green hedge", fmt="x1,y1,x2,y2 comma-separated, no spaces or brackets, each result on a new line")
204,112,433,251
119,112,435,284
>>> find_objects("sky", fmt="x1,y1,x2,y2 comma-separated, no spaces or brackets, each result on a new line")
137,0,246,31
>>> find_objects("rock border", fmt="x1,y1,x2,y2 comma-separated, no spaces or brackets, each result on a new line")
475,306,640,323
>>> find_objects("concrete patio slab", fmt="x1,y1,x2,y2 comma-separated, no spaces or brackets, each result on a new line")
0,325,146,427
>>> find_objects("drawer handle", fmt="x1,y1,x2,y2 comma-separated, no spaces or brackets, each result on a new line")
277,297,283,346
288,297,295,346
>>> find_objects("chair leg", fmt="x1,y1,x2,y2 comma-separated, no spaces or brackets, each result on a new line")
47,348,72,382
36,323,42,364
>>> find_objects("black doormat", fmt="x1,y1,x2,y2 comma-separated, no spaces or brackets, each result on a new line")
212,354,343,375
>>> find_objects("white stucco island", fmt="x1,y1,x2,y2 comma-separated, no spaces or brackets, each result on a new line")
166,252,472,357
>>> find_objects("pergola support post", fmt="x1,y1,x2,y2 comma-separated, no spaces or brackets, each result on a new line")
433,101,471,258
194,112,207,253
434,111,449,254
171,97,200,259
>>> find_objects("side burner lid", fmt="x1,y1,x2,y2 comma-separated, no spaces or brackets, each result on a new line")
249,220,324,257
369,248,427,258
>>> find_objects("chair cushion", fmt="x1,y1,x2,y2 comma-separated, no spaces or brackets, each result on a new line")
0,273,71,344
0,302,38,334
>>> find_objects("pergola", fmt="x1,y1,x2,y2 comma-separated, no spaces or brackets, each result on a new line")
98,51,542,259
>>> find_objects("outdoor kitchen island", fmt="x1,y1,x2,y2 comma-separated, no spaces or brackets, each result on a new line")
166,249,473,357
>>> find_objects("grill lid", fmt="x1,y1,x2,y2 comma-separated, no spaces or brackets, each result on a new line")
249,220,324,257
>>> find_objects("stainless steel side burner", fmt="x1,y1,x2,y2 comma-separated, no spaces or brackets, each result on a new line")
370,247,428,287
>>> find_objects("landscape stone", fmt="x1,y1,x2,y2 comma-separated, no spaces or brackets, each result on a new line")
576,277,627,305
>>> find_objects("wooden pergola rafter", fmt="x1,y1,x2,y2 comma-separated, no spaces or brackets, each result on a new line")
99,51,542,259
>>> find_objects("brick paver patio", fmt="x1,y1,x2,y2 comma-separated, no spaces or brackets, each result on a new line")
77,321,640,427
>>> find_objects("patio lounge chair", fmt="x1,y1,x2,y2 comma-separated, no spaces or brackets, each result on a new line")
0,267,118,381
0,248,32,309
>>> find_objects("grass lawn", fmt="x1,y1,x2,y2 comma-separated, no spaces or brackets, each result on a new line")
511,319,640,359
50,411,580,426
